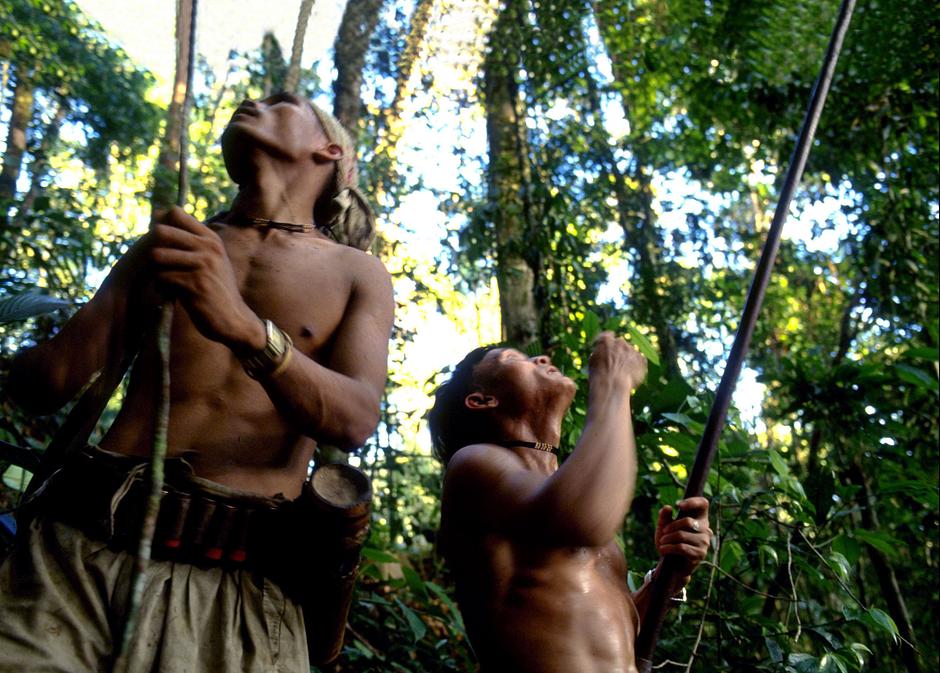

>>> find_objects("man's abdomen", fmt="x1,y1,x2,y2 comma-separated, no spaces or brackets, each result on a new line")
471,565,638,673
100,339,313,498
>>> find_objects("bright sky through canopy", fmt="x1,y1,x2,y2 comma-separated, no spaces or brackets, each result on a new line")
78,0,347,97
67,0,857,432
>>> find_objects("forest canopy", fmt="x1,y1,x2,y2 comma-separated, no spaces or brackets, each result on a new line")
0,0,937,671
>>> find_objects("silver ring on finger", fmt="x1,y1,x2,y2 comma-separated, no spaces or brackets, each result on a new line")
690,520,701,533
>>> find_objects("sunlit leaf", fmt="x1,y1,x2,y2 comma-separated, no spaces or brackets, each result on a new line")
626,324,661,366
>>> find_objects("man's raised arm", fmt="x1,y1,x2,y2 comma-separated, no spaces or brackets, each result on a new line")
446,332,646,547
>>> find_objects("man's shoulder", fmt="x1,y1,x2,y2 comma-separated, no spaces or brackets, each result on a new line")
445,444,526,487
315,241,390,284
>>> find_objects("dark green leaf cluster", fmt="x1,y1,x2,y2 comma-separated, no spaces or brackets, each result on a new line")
0,0,159,167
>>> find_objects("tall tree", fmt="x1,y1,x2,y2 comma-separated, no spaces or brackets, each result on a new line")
0,72,33,208
259,32,288,98
12,93,68,226
378,0,435,155
482,0,538,348
332,0,384,131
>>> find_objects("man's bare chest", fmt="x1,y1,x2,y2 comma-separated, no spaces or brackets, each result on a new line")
222,228,353,351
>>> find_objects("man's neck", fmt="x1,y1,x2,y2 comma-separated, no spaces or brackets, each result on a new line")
228,165,323,226
493,413,563,473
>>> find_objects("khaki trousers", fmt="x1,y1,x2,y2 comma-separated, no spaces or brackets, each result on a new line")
0,513,308,673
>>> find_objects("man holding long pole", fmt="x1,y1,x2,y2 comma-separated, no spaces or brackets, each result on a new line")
429,333,712,672
0,93,392,673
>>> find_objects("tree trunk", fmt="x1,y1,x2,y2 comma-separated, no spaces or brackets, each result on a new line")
286,0,316,92
260,32,288,98
0,61,10,110
630,164,681,379
332,0,384,132
581,60,680,377
367,0,436,206
195,58,236,180
0,72,35,207
381,0,435,153
151,0,194,212
14,96,69,226
483,1,538,348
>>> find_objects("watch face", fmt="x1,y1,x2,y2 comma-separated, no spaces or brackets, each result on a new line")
269,321,290,357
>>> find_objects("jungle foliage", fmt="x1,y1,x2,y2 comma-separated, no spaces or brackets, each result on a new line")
0,0,937,672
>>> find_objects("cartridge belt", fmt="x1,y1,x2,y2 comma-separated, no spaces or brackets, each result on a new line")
30,447,371,597
27,447,289,572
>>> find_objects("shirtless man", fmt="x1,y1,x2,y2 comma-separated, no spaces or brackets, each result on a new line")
0,93,393,672
429,334,712,673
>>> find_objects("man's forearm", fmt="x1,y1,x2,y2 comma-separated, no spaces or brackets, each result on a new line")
256,350,381,451
7,250,150,414
532,378,637,546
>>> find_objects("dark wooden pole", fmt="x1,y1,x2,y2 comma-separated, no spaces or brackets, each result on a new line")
635,1,857,670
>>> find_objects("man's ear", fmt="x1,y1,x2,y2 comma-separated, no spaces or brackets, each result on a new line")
465,392,498,410
312,143,344,164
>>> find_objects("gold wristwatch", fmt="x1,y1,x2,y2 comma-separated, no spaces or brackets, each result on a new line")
241,319,293,379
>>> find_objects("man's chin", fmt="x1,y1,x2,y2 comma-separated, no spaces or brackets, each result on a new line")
556,376,578,403
221,122,246,150
221,125,255,184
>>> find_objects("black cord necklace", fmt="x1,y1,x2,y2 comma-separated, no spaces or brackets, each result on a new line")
496,440,558,454
223,211,333,235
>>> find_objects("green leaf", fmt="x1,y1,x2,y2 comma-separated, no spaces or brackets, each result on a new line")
396,599,428,642
832,535,861,566
401,564,428,600
764,635,783,663
827,551,851,583
820,653,849,673
658,431,698,456
788,653,819,673
582,311,601,340
768,448,789,478
626,324,661,366
853,530,899,558
866,608,899,643
893,363,939,391
847,643,872,668
361,547,399,564
350,638,375,659
902,346,939,361
426,581,465,634
720,539,744,572
2,465,33,492
760,544,779,567
661,412,693,427
0,292,71,323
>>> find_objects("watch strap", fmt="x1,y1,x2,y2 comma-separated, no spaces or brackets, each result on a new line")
241,319,293,379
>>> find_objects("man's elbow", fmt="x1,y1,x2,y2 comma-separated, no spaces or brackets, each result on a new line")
327,406,380,452
347,409,381,449
6,352,69,416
